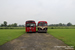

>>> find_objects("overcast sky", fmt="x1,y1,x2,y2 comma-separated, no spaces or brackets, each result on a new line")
0,0,75,25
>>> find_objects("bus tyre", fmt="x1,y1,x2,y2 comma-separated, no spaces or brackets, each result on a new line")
45,32,47,33
38,30,39,33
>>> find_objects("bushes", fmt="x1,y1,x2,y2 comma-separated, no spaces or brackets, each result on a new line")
51,27,54,29
0,26,75,29
0,27,25,29
48,26,75,29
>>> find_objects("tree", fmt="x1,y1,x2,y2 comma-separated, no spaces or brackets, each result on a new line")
59,23,63,26
1,24,4,27
67,22,72,26
62,24,67,26
55,24,59,26
4,21,7,27
13,23,17,27
19,25,24,27
11,24,14,27
7,24,12,27
7,23,17,27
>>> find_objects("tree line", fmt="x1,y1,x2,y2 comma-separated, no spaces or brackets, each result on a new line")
0,21,25,27
49,23,73,26
0,21,74,27
0,21,17,27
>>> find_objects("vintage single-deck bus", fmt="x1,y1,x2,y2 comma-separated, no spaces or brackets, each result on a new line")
25,20,36,32
37,21,48,33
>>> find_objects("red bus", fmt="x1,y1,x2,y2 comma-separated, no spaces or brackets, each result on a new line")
25,20,36,32
37,21,48,33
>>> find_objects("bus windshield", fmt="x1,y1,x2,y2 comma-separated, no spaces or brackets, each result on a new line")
38,23,47,26
38,23,42,26
43,23,47,26
26,23,35,27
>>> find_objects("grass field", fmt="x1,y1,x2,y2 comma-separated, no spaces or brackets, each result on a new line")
0,29,25,45
48,26,75,29
48,29,75,48
0,28,75,49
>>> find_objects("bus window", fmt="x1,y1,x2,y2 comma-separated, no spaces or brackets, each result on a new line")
43,23,47,26
26,23,35,27
38,23,42,26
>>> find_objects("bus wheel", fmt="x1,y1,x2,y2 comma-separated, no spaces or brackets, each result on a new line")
45,32,47,33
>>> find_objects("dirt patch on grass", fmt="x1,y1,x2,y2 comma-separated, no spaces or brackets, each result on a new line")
0,33,74,50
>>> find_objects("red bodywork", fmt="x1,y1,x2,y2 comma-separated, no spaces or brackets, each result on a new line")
25,20,36,32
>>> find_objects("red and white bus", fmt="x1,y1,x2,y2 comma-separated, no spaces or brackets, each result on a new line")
37,21,48,33
25,20,36,32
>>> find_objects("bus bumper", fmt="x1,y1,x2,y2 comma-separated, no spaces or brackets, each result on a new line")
38,30,47,33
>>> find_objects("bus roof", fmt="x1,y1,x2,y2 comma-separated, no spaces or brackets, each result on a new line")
26,20,35,22
26,20,36,23
38,21,47,23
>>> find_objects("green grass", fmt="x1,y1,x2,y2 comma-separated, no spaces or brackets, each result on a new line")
0,28,75,49
0,29,25,45
48,29,75,48
48,26,75,29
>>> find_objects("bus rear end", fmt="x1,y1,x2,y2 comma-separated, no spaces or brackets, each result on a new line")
25,20,36,32
37,21,48,33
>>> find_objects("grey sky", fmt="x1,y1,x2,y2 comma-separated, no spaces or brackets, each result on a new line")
0,0,75,25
